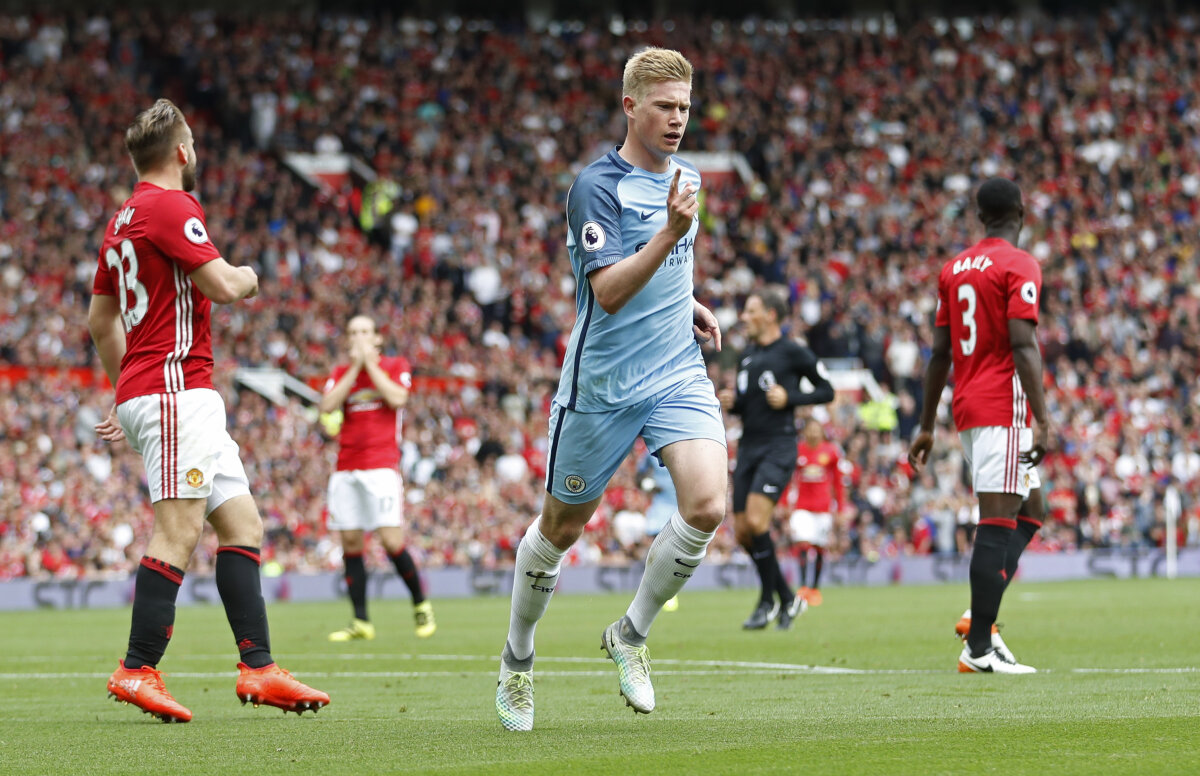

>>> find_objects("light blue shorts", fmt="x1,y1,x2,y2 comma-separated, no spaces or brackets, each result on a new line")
545,374,726,504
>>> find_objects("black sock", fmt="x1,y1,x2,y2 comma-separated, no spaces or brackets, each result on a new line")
388,548,426,605
773,555,794,604
812,549,824,589
344,552,368,621
1004,517,1042,589
216,546,273,669
125,557,184,670
749,532,779,606
968,521,1015,655
798,550,809,588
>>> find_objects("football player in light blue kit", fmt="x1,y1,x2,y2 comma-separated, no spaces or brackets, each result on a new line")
496,47,727,731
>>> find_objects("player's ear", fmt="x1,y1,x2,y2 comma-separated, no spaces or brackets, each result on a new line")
622,94,637,119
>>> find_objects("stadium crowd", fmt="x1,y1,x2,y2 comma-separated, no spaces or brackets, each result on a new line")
2,8,1200,580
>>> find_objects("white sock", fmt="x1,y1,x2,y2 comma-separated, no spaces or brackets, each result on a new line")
625,511,715,641
504,517,566,663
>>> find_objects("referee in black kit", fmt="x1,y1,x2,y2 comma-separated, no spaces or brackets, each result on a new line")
719,286,834,630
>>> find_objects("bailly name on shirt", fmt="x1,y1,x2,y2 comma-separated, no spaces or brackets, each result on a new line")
952,254,994,274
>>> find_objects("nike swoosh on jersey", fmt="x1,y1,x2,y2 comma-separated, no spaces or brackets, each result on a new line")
639,210,659,220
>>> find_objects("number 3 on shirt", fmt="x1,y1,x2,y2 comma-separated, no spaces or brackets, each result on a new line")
957,284,977,356
105,239,149,331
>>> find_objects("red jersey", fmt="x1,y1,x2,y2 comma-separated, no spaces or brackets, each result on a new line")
782,441,845,513
93,183,222,403
935,237,1042,431
325,356,412,471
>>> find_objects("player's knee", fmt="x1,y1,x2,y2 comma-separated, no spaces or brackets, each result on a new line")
163,519,205,552
238,517,264,549
208,496,264,547
538,516,585,550
376,528,403,555
538,506,588,549
240,508,264,545
681,498,724,534
540,496,598,549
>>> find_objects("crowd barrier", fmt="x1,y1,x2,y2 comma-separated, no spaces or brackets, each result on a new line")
3,548,1195,611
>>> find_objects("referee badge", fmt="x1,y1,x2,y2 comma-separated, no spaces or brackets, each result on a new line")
564,475,586,494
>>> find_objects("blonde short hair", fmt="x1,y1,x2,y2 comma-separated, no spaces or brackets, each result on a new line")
124,98,188,174
622,47,693,103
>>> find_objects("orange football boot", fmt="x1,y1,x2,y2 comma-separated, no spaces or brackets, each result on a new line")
107,660,192,723
235,663,330,714
803,588,823,606
954,609,999,640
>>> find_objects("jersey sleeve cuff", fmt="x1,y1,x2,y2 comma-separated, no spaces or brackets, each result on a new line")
582,253,626,276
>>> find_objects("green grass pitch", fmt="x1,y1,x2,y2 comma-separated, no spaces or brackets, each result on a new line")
2,578,1198,775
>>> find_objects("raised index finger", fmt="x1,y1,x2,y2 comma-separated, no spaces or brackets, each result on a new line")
669,167,681,198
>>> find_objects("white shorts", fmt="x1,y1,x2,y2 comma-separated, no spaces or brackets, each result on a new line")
117,388,251,516
789,510,834,546
327,468,404,532
958,426,1041,500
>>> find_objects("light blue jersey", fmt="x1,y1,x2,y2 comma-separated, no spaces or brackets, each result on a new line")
555,148,704,412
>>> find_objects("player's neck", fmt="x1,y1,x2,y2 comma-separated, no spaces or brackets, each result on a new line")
617,137,670,174
138,169,184,191
984,228,1019,245
754,327,782,347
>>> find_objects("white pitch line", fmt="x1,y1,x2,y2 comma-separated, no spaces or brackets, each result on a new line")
4,653,838,670
1070,668,1200,674
2,667,1198,681
0,669,868,680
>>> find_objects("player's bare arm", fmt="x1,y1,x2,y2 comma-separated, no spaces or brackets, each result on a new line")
86,293,127,443
87,293,126,391
318,343,365,415
1009,317,1052,466
908,325,952,472
188,258,258,304
589,168,699,315
692,297,721,351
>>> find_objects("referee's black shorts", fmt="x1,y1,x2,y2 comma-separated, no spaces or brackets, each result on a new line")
731,437,797,513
